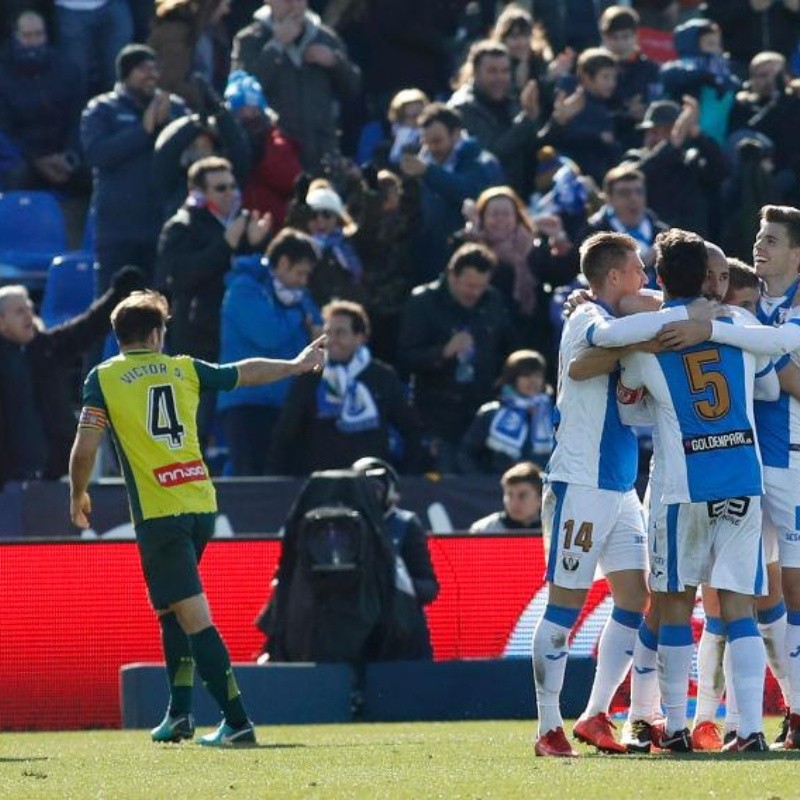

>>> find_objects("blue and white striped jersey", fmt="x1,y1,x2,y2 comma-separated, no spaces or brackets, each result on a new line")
709,296,800,468
619,302,777,503
546,302,639,491
753,283,800,469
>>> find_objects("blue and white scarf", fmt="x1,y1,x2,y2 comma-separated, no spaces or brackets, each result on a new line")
487,387,554,459
313,228,363,280
317,346,379,433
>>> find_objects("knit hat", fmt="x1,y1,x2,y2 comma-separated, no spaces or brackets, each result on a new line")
224,70,268,112
306,186,346,218
116,44,156,81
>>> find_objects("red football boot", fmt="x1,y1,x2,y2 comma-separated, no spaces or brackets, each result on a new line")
535,727,579,757
691,720,723,752
573,713,627,754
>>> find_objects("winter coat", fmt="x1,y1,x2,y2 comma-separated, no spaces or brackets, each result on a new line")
0,43,82,159
539,85,621,184
398,275,516,444
241,123,303,228
364,0,462,98
0,268,143,484
156,202,257,361
81,84,188,246
448,82,539,199
217,256,321,411
705,0,800,68
232,6,361,170
626,133,729,239
415,136,505,281
267,358,423,475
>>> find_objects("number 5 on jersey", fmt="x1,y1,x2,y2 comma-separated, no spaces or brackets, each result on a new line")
683,348,731,421
563,519,594,552
148,385,185,448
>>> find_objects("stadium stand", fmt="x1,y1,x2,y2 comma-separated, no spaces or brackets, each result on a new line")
39,252,94,328
0,191,67,285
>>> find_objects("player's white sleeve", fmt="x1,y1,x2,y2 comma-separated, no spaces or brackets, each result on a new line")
710,318,800,356
618,352,645,393
587,306,689,348
754,359,780,401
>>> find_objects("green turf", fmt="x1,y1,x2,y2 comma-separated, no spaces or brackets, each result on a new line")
1,720,798,800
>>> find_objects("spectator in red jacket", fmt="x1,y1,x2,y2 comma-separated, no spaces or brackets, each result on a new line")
225,70,302,229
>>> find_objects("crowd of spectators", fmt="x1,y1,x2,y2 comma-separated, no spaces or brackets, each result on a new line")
3,0,800,489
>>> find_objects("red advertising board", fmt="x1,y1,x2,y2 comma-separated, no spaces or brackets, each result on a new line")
0,537,613,730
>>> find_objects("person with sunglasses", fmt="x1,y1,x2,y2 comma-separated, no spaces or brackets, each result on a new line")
300,179,366,309
155,155,270,443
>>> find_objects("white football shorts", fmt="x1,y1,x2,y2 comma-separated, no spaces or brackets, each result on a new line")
763,466,800,569
648,493,766,596
542,482,647,590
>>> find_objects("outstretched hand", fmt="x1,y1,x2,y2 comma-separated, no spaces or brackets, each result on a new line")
294,334,327,374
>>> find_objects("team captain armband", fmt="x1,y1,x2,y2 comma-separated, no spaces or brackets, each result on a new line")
616,382,645,405
78,406,107,429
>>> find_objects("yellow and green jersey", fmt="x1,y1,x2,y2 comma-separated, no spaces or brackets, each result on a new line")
79,350,238,525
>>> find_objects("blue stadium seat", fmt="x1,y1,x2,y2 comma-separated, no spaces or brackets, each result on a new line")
40,253,94,328
0,191,68,284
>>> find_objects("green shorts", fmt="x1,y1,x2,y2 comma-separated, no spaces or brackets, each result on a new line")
135,513,215,610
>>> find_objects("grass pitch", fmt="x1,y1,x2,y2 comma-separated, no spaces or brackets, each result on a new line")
1,720,797,800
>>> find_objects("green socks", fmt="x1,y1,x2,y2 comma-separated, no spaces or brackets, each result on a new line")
189,625,248,728
159,612,193,717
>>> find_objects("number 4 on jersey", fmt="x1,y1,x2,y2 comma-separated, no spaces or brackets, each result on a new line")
148,385,185,448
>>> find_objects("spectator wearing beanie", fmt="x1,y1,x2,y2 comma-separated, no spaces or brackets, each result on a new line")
81,44,188,293
226,70,302,229
285,179,367,309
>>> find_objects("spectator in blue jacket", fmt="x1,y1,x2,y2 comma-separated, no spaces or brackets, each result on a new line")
660,18,740,144
81,44,188,294
0,10,85,194
218,228,322,476
399,102,504,283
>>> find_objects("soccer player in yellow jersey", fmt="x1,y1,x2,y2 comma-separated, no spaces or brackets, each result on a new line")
68,290,325,746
